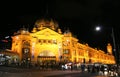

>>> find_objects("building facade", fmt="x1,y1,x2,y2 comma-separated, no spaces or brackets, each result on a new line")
10,18,115,65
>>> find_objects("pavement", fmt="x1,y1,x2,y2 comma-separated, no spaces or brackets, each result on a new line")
0,66,83,77
0,66,101,77
0,70,82,77
35,70,81,77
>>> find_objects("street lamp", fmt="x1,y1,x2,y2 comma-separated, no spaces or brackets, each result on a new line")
95,26,117,63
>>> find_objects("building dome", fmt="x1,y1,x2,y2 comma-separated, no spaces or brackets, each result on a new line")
34,18,59,30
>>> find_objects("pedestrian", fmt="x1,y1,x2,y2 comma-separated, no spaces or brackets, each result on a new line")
71,64,73,71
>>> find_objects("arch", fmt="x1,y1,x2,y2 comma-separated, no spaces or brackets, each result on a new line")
38,50,55,56
37,50,56,63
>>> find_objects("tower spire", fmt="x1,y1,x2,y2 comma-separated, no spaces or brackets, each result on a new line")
43,1,51,20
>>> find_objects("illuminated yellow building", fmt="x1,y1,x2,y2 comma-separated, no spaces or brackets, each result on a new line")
10,18,116,65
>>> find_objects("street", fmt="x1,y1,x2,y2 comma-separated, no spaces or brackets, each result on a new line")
0,66,107,77
46,72,105,77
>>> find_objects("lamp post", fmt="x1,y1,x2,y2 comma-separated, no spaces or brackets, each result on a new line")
95,26,117,63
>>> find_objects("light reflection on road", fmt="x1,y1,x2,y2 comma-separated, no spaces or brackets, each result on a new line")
46,72,106,77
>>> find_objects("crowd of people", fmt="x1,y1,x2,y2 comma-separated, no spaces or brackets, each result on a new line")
68,63,120,76
3,60,120,76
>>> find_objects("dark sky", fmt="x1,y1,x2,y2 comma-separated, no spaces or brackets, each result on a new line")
0,0,120,51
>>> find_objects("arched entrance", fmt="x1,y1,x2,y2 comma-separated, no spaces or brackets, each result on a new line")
37,50,56,64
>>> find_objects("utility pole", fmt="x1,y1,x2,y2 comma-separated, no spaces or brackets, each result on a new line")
111,28,117,63
118,45,120,64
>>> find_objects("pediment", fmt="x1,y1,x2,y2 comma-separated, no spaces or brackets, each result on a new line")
31,28,62,37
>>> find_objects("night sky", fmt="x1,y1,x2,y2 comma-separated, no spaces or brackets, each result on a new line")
0,0,120,52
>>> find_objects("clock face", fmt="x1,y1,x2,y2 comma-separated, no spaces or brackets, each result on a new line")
24,48,29,54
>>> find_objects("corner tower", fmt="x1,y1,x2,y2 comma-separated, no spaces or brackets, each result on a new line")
107,43,113,55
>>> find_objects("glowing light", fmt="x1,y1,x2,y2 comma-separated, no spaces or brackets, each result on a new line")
5,36,10,39
16,36,19,39
95,26,101,31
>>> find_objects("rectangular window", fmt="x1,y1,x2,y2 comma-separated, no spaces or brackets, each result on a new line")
39,39,41,43
53,40,57,44
48,40,51,43
43,40,46,43
63,49,70,54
